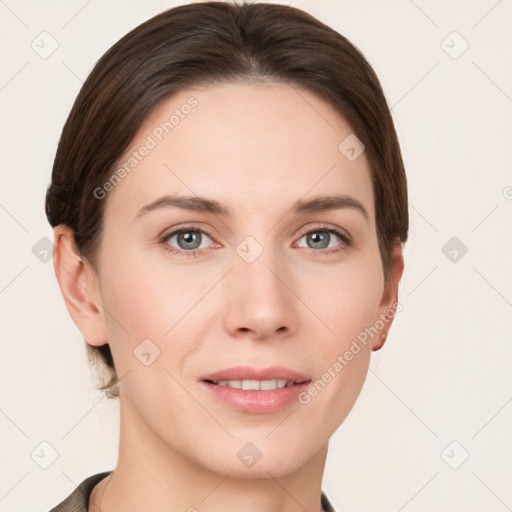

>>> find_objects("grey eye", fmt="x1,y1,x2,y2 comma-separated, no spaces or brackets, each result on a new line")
297,230,342,250
166,230,212,251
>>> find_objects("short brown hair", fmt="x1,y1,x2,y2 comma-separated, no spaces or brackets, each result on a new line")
46,1,409,398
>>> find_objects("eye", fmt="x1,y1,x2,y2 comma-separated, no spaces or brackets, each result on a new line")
162,228,214,255
295,225,351,253
159,224,351,258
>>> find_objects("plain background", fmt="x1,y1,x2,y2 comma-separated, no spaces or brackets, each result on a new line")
1,1,511,511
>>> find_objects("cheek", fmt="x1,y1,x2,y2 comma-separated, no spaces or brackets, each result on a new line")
292,249,383,426
97,250,215,380
99,240,194,333
97,264,197,417
298,246,384,345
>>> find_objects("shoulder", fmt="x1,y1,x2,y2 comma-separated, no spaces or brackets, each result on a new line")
47,472,112,512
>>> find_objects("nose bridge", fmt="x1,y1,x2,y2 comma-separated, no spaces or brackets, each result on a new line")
222,235,297,338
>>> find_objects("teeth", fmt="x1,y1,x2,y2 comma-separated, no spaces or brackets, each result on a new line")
261,379,278,390
242,379,260,390
214,379,295,390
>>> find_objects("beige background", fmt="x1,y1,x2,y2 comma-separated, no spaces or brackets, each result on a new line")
1,1,511,511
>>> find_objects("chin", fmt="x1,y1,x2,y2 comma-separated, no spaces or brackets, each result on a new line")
192,434,323,479
207,455,307,480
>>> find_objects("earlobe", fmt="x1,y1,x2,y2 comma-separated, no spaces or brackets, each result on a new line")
53,225,108,347
371,241,405,351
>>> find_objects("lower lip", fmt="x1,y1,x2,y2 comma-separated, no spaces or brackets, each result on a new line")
200,381,311,414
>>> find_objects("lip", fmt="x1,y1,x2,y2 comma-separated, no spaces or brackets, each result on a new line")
199,366,311,414
199,365,310,383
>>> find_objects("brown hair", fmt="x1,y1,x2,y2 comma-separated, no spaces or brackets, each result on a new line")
45,1,408,398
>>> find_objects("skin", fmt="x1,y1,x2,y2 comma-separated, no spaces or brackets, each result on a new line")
54,81,404,512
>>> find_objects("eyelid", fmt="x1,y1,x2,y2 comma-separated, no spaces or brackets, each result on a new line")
296,222,352,242
159,223,217,242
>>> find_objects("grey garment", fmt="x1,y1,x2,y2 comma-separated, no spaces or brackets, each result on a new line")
49,472,336,512
48,472,111,512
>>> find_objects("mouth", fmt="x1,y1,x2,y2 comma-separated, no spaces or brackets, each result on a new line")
199,366,311,413
199,365,310,388
203,378,307,390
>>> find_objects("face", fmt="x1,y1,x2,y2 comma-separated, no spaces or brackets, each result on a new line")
90,82,400,477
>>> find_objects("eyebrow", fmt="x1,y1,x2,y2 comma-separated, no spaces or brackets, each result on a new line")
135,193,369,223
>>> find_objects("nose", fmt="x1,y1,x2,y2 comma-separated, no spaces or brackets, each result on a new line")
222,245,298,341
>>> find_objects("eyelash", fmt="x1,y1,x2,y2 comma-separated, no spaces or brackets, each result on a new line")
159,223,352,258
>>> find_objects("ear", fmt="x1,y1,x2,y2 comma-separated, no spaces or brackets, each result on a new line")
53,225,108,347
371,240,405,351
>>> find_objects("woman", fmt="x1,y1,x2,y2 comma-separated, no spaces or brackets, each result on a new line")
45,2,408,510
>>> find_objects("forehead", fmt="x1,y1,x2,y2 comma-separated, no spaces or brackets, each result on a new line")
104,81,374,223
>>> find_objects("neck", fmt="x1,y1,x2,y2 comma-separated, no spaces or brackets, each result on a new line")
91,393,328,512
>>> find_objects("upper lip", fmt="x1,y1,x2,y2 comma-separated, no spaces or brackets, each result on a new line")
200,366,310,384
